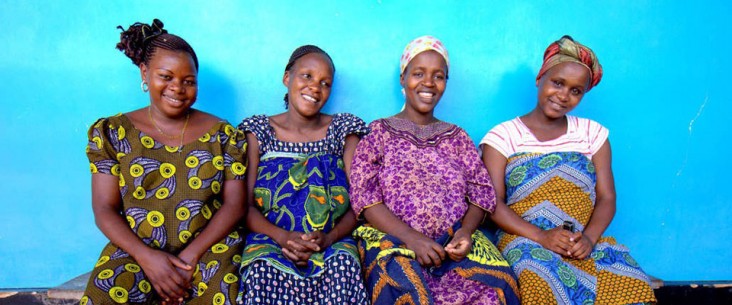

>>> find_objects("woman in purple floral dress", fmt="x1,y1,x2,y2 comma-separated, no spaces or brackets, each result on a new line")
349,36,519,305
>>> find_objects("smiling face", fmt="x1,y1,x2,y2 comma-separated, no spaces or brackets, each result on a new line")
400,50,447,118
536,61,590,119
140,48,198,118
283,53,334,118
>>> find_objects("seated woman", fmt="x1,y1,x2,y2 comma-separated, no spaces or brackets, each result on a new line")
350,36,519,305
236,45,370,305
83,19,247,305
480,35,656,305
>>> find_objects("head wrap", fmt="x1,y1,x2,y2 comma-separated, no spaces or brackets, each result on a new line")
400,35,449,74
536,35,602,91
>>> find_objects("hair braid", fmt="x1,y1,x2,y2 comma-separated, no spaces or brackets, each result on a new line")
116,19,198,71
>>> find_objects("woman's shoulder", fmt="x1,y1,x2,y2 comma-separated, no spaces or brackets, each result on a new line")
89,113,128,130
481,117,523,139
569,115,604,126
195,110,224,122
489,117,522,132
331,113,370,134
365,117,390,132
568,115,608,133
332,112,364,122
436,121,474,143
191,110,230,130
237,114,270,132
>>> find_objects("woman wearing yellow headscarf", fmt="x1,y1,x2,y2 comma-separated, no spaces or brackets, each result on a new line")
350,35,519,305
480,35,656,305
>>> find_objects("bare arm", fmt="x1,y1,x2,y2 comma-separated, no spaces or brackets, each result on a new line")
481,145,543,240
363,204,446,267
309,134,361,247
241,132,318,265
481,145,574,255
91,173,189,302
444,204,485,261
242,132,293,243
569,140,616,259
585,140,616,242
460,204,486,235
342,134,359,177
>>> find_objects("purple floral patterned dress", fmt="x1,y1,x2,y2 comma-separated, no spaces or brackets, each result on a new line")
350,117,519,305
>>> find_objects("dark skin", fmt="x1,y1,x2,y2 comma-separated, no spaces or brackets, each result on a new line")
91,48,246,305
362,51,485,267
243,52,359,267
482,61,615,260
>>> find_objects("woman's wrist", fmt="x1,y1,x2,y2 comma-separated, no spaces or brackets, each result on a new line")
272,228,290,246
178,247,201,266
324,228,338,248
127,242,154,262
583,231,599,245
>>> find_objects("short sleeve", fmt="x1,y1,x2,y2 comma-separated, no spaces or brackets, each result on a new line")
237,115,270,154
585,119,609,156
332,113,370,156
349,120,385,217
86,117,121,176
221,123,248,181
456,128,497,213
479,122,514,158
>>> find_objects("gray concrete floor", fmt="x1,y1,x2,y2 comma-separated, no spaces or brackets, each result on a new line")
0,273,87,305
0,291,77,305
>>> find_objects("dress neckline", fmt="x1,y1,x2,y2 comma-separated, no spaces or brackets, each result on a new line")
383,116,454,138
263,114,335,145
119,113,227,148
515,115,576,143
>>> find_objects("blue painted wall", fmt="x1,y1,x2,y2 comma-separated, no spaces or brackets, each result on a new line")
1,0,730,288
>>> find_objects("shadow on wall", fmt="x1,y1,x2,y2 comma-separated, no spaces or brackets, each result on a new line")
196,66,240,123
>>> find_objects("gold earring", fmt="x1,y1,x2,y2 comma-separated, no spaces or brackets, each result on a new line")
141,81,149,92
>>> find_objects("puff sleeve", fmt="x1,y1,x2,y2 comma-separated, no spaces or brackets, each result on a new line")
349,120,385,217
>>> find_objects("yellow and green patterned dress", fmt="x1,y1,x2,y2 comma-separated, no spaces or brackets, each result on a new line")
82,114,247,305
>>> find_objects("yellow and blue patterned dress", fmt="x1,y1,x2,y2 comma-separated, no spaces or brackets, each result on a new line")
482,117,657,305
236,113,370,305
499,152,656,305
82,114,247,305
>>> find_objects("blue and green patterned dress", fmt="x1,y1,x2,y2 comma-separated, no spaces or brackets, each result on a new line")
236,113,370,305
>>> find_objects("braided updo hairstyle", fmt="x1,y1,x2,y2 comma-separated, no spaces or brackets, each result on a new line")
283,45,335,109
116,19,199,71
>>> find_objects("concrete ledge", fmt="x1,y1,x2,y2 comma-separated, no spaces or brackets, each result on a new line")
37,272,731,304
650,275,664,289
0,290,77,305
46,272,89,300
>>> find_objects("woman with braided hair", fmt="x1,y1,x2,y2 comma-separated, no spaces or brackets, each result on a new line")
82,19,247,305
480,35,656,304
235,45,370,304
